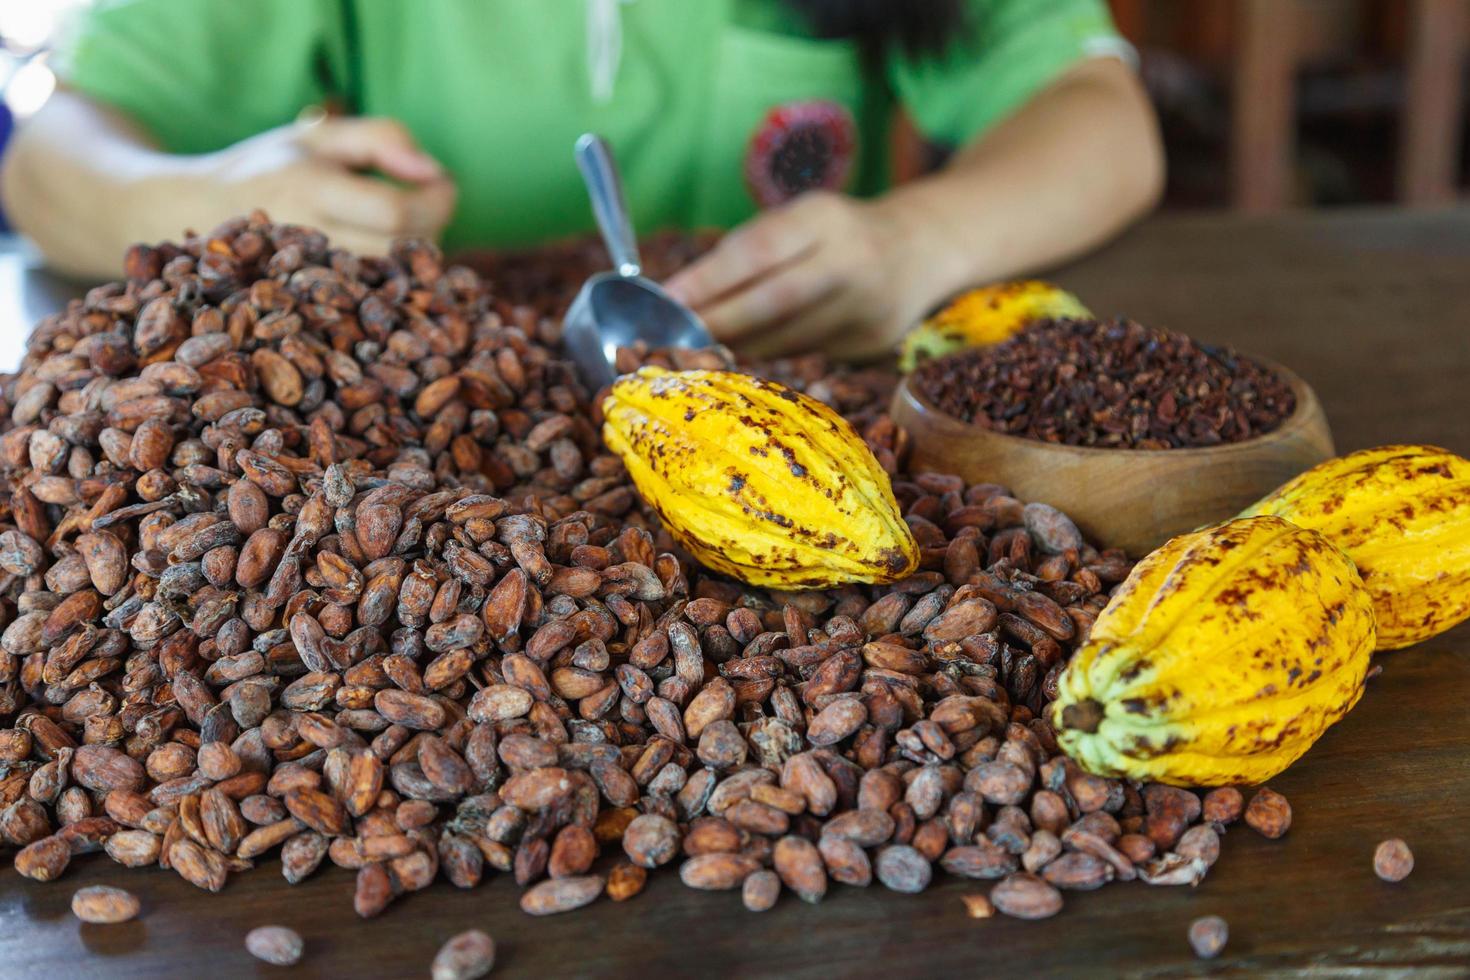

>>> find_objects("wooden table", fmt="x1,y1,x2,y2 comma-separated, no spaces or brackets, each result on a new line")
2,210,1468,978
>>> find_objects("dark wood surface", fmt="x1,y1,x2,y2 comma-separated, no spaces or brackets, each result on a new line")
2,209,1468,978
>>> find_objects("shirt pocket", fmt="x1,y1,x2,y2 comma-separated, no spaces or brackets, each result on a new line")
693,26,865,228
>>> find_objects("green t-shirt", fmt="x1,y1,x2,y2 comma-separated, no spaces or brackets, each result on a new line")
58,0,1121,251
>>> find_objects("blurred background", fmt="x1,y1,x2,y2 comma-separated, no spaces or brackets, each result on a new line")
0,1,86,234
5,0,1465,371
4,0,1467,226
1131,0,1469,210
902,0,1469,210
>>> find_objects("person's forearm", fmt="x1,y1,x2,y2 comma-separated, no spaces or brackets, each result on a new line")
0,90,216,279
2,91,457,279
877,57,1165,305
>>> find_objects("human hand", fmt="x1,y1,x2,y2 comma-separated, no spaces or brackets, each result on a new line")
186,115,457,256
663,191,950,361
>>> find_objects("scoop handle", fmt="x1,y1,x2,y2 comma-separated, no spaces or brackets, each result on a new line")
575,133,642,278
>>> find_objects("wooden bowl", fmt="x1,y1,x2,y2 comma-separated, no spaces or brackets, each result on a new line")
889,360,1334,556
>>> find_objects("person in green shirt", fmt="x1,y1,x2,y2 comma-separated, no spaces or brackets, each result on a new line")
1,0,1162,360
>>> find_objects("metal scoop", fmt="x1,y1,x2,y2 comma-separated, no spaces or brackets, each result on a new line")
563,133,714,391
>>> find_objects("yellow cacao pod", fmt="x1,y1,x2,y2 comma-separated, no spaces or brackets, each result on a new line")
1239,444,1470,650
898,280,1089,372
601,368,919,589
1051,516,1376,786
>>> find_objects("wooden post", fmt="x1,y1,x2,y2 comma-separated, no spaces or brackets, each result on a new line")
1398,0,1468,205
1231,0,1297,212
1108,0,1148,43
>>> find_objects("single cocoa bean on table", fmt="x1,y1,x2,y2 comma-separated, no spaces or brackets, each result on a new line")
431,930,496,980
1373,838,1414,882
1188,915,1229,959
70,885,140,924
1245,788,1293,839
245,925,305,966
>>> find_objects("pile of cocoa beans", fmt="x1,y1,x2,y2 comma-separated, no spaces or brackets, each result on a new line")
0,214,1249,923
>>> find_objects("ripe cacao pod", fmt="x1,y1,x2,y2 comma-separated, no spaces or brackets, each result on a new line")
1239,444,1470,650
1051,516,1376,786
898,280,1089,372
601,368,918,589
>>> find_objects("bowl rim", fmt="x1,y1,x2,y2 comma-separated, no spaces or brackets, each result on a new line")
893,355,1324,460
